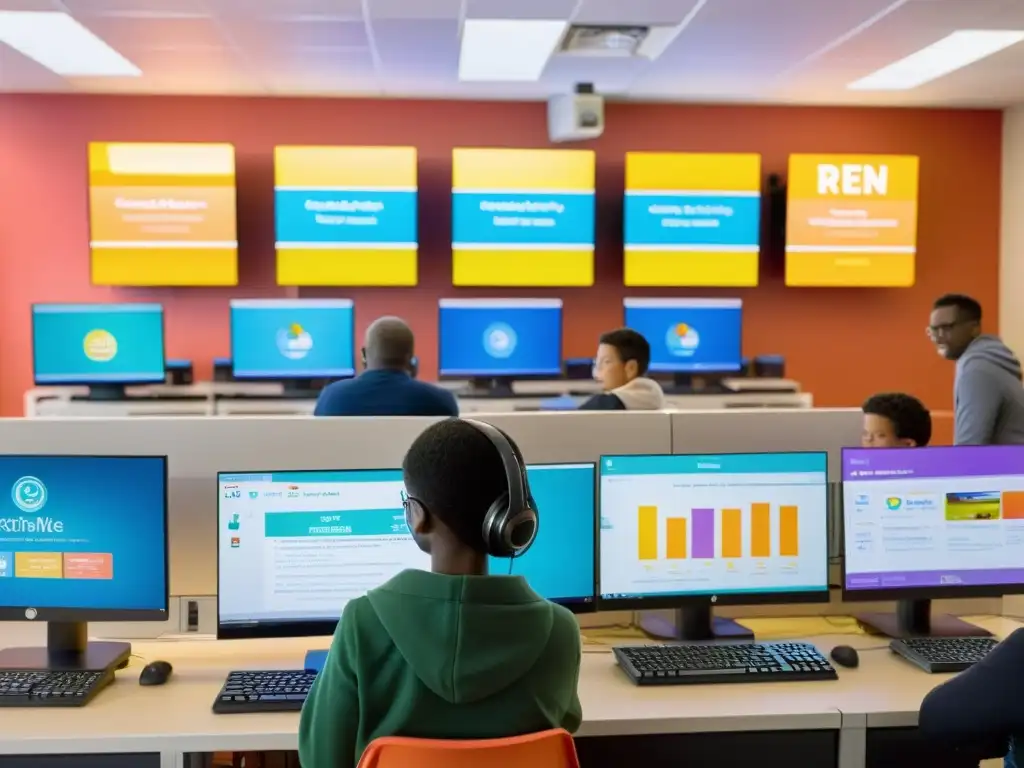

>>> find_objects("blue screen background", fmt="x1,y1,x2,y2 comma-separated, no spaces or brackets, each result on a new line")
231,302,355,378
501,464,595,604
439,304,562,376
625,303,742,372
32,304,165,384
0,456,167,611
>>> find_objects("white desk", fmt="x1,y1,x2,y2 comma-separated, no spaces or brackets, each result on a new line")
3,617,1015,768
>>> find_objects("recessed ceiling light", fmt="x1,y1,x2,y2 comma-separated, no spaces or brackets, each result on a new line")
0,11,140,77
459,19,568,82
848,30,1024,91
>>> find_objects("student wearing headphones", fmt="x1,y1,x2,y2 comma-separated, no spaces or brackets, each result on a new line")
298,418,583,768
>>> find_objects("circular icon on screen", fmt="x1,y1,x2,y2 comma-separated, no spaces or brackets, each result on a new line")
665,323,700,358
276,323,313,360
12,476,47,513
83,329,118,362
482,322,517,359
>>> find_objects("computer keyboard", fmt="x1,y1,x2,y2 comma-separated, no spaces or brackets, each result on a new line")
0,670,113,707
212,670,318,714
613,641,837,686
889,636,999,673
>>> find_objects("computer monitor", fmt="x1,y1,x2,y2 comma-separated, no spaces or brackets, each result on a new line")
438,299,562,391
0,455,168,672
217,461,596,640
599,452,830,641
230,299,355,389
623,298,742,379
842,445,1024,638
31,303,166,398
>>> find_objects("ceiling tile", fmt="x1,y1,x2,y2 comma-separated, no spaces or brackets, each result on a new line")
366,0,460,19
208,0,364,19
0,43,67,90
372,19,458,75
228,18,369,51
575,0,701,26
61,0,207,15
0,0,61,11
464,0,577,21
78,15,226,50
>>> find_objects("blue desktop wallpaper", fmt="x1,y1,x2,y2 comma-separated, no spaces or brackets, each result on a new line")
0,456,167,611
625,303,742,373
231,303,355,378
32,304,165,384
439,304,562,376
498,464,595,604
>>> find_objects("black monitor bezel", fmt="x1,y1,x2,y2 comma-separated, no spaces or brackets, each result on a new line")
0,454,170,623
30,303,168,387
621,298,743,375
840,444,1024,602
596,451,832,612
228,298,357,381
216,461,599,640
436,299,564,381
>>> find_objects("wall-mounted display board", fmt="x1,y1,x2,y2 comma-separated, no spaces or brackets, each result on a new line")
785,154,919,287
624,152,761,287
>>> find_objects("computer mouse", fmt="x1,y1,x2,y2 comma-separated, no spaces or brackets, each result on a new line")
139,660,173,686
830,645,860,669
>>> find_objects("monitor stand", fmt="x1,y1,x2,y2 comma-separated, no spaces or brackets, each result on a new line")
282,379,321,399
661,374,726,397
639,606,754,642
0,622,131,672
856,599,992,639
468,377,515,398
86,384,127,401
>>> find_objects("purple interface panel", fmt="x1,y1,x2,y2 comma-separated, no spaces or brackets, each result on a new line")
843,445,1024,591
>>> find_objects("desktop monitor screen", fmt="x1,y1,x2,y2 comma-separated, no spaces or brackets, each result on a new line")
438,298,562,378
32,303,165,385
217,461,596,638
0,455,168,621
842,445,1024,599
598,452,830,610
230,299,355,379
623,298,742,373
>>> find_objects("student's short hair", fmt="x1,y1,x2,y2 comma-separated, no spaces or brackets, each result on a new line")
599,328,651,376
401,419,510,554
862,393,932,447
933,294,982,323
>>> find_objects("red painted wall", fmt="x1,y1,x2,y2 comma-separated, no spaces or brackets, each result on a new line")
0,95,1001,417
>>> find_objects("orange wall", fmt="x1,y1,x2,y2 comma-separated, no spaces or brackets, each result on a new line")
0,95,1001,417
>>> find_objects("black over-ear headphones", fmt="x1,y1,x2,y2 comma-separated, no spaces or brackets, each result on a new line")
462,419,539,558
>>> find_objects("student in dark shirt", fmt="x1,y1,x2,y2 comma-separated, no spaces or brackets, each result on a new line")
919,629,1024,767
579,328,665,411
315,316,458,417
861,392,932,447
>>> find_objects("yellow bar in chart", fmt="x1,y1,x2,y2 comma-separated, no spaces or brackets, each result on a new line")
780,505,799,556
638,505,658,560
666,517,687,559
751,502,771,558
722,508,742,559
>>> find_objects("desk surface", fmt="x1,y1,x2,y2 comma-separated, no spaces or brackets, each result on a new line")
1,617,1016,756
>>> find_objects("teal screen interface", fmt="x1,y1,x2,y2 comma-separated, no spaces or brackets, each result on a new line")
218,462,595,628
230,299,355,379
32,303,165,384
0,455,167,612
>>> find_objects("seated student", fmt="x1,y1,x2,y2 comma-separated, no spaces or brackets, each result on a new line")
579,328,665,411
919,630,1024,767
314,316,458,417
861,392,932,447
298,418,583,768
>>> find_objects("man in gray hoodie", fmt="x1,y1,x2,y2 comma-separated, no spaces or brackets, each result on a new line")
929,294,1024,445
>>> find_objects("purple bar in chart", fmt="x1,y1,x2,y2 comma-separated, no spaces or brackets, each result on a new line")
692,508,714,559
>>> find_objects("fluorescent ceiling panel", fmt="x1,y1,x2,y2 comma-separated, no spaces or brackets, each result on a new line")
848,30,1024,91
459,19,567,81
0,11,141,77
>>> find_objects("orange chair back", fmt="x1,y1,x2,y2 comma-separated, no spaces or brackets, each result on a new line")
356,728,580,768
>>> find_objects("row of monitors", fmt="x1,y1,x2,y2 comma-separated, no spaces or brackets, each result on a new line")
89,142,919,290
4,446,1022,641
30,298,743,386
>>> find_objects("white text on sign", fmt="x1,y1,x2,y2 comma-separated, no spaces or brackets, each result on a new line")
817,164,888,196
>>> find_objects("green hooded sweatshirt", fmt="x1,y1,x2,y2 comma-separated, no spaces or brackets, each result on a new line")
298,569,583,768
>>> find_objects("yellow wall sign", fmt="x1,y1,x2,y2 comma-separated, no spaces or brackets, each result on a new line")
88,142,238,286
785,154,919,287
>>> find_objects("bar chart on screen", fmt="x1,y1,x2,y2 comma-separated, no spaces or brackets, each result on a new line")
599,454,830,599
